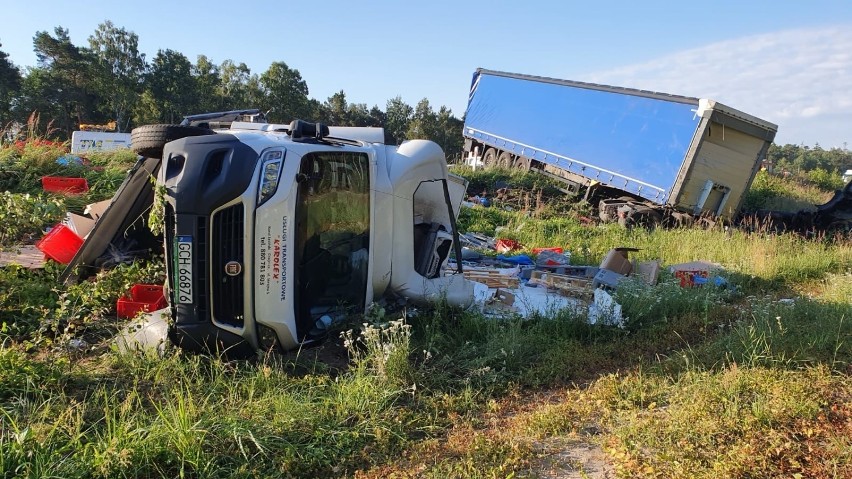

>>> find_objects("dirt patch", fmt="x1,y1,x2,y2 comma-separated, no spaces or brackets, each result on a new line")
531,437,615,479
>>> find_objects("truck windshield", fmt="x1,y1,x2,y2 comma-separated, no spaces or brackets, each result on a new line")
294,151,371,339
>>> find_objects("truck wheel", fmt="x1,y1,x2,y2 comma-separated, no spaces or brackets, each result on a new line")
482,148,498,168
512,155,531,171
497,151,513,169
131,124,215,159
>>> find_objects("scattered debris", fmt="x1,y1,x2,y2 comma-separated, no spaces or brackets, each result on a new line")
588,288,623,327
116,284,167,319
34,197,116,265
669,261,724,288
67,338,89,352
496,253,535,265
529,270,593,299
535,249,571,267
462,267,521,289
592,268,626,290
0,245,46,269
599,247,639,276
635,260,661,286
495,238,522,253
115,308,170,355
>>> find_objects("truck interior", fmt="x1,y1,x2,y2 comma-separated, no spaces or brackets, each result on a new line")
294,151,371,340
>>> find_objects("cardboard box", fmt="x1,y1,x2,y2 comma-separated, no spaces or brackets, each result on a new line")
592,269,626,289
84,199,112,220
65,213,96,239
636,261,661,286
599,247,639,275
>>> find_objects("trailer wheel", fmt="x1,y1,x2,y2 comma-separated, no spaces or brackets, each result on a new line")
497,151,513,169
482,148,498,168
619,205,662,229
131,124,215,159
512,155,531,171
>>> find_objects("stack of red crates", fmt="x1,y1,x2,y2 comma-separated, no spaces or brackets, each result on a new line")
117,284,167,318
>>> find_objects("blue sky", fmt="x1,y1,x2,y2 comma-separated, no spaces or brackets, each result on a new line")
2,0,852,147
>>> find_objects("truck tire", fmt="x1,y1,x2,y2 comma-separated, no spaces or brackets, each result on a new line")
497,151,513,169
512,155,531,171
131,124,215,159
482,148,498,168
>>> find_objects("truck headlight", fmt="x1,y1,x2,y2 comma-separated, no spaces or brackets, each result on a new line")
257,149,285,206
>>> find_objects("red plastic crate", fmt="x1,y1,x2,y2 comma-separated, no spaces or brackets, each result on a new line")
532,247,564,255
674,269,709,288
35,224,84,264
42,176,89,194
116,284,167,318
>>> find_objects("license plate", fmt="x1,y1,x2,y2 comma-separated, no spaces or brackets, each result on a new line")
175,235,193,304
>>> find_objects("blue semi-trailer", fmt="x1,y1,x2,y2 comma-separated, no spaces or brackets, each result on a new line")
462,69,779,225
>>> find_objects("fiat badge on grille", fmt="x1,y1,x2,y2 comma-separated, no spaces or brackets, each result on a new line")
225,261,242,276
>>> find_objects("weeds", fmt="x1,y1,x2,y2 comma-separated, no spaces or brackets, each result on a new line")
47,258,166,344
0,163,850,478
0,192,65,248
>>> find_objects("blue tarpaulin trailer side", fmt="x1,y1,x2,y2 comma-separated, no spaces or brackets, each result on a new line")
462,69,778,218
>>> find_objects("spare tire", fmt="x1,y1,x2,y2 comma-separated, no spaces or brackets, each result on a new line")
131,124,215,159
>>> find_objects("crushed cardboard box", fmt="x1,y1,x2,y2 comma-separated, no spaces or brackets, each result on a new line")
599,247,639,275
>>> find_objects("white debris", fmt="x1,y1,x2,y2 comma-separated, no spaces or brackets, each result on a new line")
115,308,170,355
587,288,624,327
471,281,583,318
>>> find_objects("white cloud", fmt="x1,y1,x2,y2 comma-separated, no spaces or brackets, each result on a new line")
585,26,852,148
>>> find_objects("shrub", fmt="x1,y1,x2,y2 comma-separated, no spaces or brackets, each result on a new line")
806,167,844,191
0,192,65,248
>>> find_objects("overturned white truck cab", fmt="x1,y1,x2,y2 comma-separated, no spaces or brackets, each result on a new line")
152,114,474,355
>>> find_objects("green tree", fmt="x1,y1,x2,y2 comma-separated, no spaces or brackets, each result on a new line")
406,98,439,140
219,59,253,110
368,105,386,128
259,61,310,123
246,76,267,113
193,55,222,113
88,21,146,131
0,40,21,126
140,49,197,123
384,96,412,144
435,106,464,160
16,27,99,137
323,90,348,125
346,102,372,127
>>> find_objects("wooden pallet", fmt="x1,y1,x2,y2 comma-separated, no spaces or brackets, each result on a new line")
460,269,520,289
529,270,593,297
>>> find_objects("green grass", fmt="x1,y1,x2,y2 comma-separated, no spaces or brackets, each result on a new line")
1,155,850,478
460,206,851,287
742,170,835,212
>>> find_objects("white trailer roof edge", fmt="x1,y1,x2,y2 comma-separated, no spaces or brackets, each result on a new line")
697,99,778,135
475,68,700,106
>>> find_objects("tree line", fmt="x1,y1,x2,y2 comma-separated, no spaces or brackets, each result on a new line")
0,22,464,157
766,143,851,177
2,22,850,174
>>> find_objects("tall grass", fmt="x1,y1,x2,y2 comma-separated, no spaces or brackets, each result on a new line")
743,170,834,212
0,347,429,478
460,204,851,286
1,164,849,478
